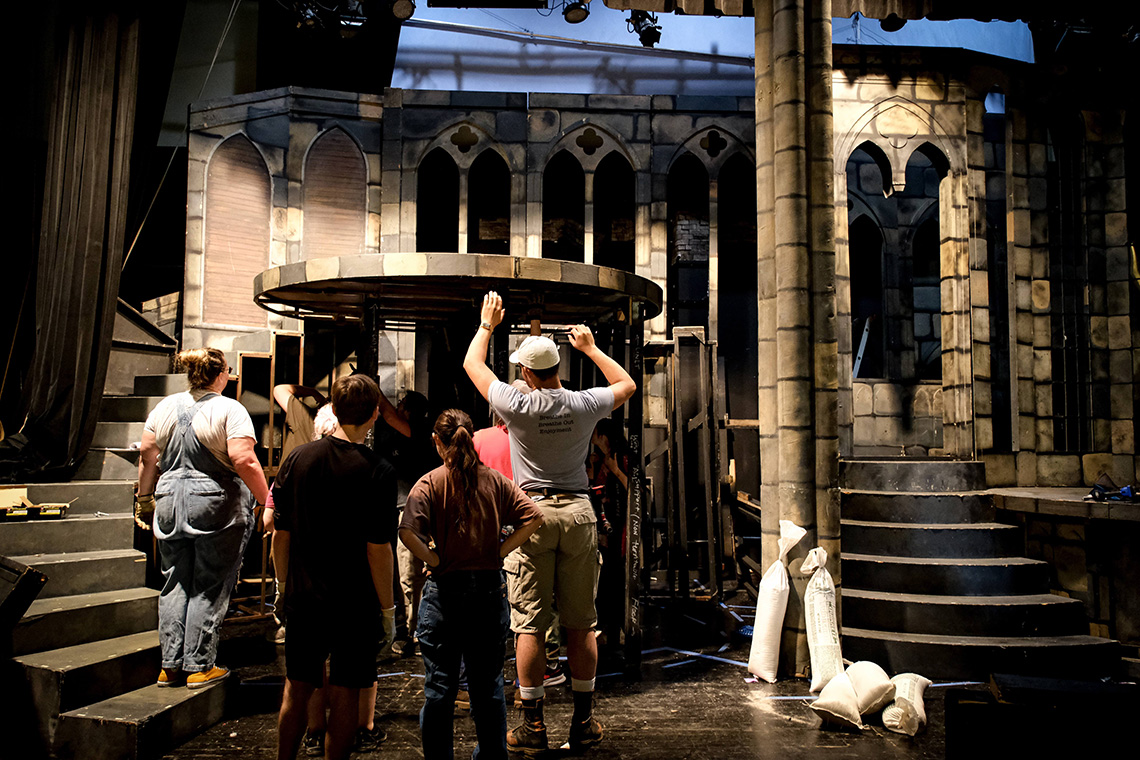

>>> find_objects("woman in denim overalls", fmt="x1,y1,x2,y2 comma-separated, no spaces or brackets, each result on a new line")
135,348,270,689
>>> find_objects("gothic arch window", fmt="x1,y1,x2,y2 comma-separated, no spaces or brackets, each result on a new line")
204,134,270,327
718,152,759,495
468,149,510,255
850,214,885,378
417,148,459,253
593,152,635,272
911,213,941,379
667,152,709,331
906,146,945,381
303,129,366,259
1046,118,1091,452
542,150,585,262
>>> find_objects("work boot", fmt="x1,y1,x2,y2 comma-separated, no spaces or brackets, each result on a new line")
507,697,547,756
569,717,604,750
569,690,603,749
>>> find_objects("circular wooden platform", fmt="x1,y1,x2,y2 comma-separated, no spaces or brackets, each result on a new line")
254,253,662,326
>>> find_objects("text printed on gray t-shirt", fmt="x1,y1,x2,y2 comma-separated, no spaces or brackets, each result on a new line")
487,380,615,492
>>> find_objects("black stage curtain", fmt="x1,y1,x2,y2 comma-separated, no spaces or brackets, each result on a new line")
0,7,139,481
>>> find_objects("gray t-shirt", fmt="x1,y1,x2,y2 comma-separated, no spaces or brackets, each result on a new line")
487,380,614,492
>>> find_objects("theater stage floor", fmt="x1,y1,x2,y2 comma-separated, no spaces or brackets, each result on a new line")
160,615,954,760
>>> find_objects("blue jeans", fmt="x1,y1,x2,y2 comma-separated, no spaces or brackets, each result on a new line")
418,571,510,760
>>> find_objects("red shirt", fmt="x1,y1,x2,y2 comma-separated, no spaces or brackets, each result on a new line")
473,424,512,479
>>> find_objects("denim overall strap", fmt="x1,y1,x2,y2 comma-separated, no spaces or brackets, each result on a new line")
153,393,252,541
158,393,228,478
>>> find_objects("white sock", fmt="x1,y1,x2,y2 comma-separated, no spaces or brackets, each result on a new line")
519,685,545,701
571,677,596,692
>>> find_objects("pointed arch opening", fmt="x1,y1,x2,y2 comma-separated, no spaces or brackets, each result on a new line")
417,148,459,253
542,150,585,262
303,129,366,259
468,149,510,255
718,152,759,495
594,152,635,272
1046,118,1091,453
204,134,270,327
667,152,709,331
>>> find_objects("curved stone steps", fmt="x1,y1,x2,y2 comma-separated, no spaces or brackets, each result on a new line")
841,489,994,523
842,519,1021,558
842,552,1050,596
841,588,1086,637
842,626,1119,681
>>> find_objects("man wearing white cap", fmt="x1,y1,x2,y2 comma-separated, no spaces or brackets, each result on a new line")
463,291,635,756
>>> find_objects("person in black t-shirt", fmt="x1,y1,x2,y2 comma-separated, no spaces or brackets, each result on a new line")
273,375,397,760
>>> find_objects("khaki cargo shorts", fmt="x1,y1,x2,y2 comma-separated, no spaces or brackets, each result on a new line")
503,494,601,633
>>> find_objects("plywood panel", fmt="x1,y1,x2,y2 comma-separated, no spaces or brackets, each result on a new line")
303,129,367,259
204,136,270,327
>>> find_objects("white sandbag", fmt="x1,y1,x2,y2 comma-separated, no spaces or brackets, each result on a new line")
747,520,807,682
800,547,842,693
810,671,863,729
846,661,896,714
881,673,932,736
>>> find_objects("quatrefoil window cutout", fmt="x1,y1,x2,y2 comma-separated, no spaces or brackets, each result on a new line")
701,130,728,158
576,128,604,155
451,126,478,153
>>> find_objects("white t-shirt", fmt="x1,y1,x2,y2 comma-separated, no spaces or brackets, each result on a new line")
487,380,614,492
144,390,257,472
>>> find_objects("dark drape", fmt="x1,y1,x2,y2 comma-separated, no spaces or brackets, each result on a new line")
0,7,140,481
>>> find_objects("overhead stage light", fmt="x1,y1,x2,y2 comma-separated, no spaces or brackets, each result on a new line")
627,10,661,48
563,1,590,24
391,0,416,21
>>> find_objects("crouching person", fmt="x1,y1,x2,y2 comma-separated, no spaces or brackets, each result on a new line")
400,409,543,759
273,375,398,760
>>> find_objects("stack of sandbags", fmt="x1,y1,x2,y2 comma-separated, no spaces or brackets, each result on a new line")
747,520,806,682
801,547,842,693
810,661,896,729
881,673,933,735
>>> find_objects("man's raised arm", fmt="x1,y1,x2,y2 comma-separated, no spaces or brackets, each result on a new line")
463,291,507,401
569,324,636,410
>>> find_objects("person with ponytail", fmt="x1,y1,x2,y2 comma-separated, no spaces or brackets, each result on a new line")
399,409,543,760
136,347,269,689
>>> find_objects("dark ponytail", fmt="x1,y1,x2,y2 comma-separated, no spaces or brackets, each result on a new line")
433,409,485,542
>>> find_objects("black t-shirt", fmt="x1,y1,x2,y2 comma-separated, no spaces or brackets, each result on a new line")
272,435,397,618
377,419,441,507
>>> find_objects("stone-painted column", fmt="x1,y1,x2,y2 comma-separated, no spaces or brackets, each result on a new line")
755,0,839,678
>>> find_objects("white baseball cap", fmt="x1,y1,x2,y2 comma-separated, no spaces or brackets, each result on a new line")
509,336,560,370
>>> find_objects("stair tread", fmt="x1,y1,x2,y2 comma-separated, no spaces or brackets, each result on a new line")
15,631,158,671
841,488,991,497
844,552,1046,566
842,627,1114,647
842,588,1082,606
24,587,159,616
60,680,224,722
842,519,1015,530
12,548,144,564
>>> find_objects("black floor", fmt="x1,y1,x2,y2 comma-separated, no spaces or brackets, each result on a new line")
161,605,956,760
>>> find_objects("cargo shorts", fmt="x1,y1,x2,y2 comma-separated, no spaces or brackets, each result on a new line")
503,494,601,633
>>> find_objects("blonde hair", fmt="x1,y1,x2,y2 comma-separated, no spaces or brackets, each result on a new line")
313,404,338,439
175,347,228,391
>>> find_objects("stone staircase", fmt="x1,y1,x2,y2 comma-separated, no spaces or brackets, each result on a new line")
6,480,226,759
74,374,188,482
3,301,234,758
839,459,1120,680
